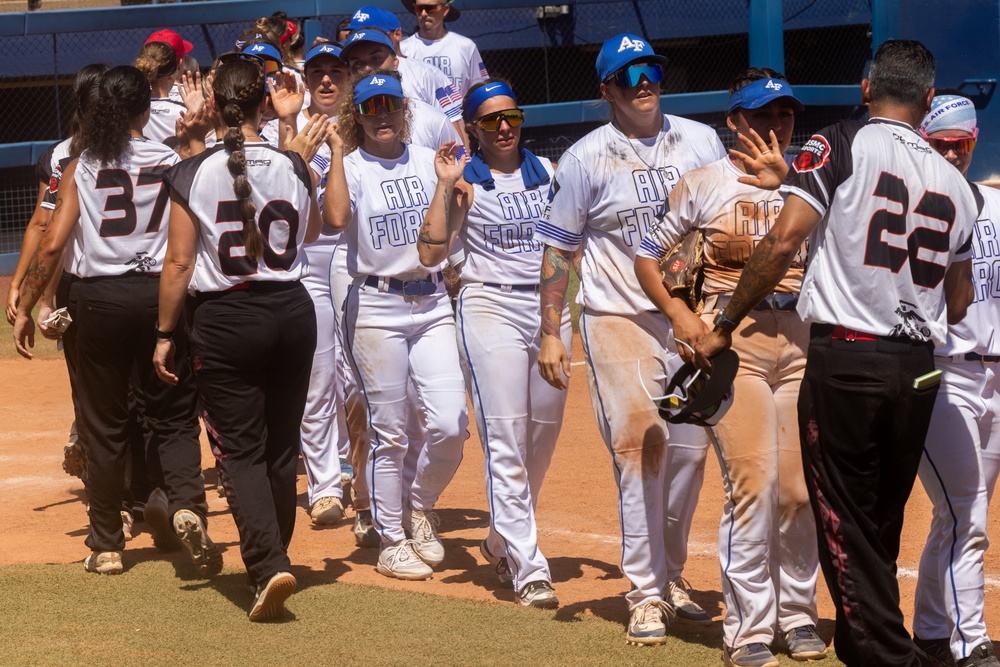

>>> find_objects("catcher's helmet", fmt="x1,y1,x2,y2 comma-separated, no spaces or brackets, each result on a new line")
657,348,739,427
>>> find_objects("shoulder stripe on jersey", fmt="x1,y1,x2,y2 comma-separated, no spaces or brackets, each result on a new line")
535,220,583,245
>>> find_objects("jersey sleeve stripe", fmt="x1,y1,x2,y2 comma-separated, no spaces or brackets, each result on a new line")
534,220,582,246
779,185,828,217
638,237,669,259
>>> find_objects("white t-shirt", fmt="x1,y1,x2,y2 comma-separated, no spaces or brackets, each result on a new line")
164,141,315,292
781,118,976,345
939,182,1000,356
636,157,805,295
400,30,488,97
460,157,554,285
410,97,461,151
69,138,180,278
146,98,186,144
398,56,463,123
342,144,446,278
534,116,726,315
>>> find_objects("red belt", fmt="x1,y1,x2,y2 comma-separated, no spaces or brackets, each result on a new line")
831,325,879,341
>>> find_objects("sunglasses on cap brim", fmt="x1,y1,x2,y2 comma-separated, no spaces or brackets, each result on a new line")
474,108,525,132
219,52,282,77
922,128,978,156
356,94,405,115
606,63,664,88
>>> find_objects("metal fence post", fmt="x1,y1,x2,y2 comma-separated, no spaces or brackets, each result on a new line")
748,0,784,72
870,0,900,50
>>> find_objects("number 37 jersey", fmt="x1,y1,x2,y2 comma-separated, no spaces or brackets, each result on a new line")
165,142,314,293
70,138,180,278
782,118,977,345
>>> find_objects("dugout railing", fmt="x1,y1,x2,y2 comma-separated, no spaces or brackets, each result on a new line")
0,0,894,270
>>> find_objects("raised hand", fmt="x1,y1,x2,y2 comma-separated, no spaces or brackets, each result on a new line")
729,128,789,190
287,113,329,163
268,71,305,123
434,141,469,185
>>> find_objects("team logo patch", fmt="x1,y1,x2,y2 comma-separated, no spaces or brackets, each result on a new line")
669,258,685,273
352,31,366,42
618,36,645,53
248,44,267,53
352,10,369,21
48,165,62,194
370,75,385,86
764,79,782,91
794,135,831,172
547,177,560,202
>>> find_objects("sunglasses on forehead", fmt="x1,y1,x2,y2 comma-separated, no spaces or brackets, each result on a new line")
414,3,446,14
218,51,282,77
922,130,978,156
356,94,405,115
606,63,664,88
474,108,525,132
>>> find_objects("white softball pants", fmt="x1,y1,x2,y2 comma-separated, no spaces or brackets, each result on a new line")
457,284,571,590
914,357,1000,660
299,240,346,506
342,280,469,545
580,308,709,610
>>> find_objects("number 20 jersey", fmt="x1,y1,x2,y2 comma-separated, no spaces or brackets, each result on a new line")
782,118,976,346
165,142,314,293
70,138,180,278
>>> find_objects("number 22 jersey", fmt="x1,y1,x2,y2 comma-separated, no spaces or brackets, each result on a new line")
164,142,314,293
782,118,976,345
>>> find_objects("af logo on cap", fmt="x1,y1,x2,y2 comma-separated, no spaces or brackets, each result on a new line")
319,45,336,55
351,31,366,41
353,9,369,21
618,36,646,53
370,75,386,86
764,79,783,91
248,44,266,53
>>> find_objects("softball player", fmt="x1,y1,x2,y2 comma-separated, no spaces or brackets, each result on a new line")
695,40,977,667
135,40,186,144
399,0,488,97
636,70,826,666
534,33,725,644
324,69,469,580
415,78,568,608
13,65,215,579
154,55,322,621
261,43,351,526
912,94,1000,667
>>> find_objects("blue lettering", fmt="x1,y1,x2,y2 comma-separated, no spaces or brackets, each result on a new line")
617,206,657,247
368,209,425,249
380,178,430,211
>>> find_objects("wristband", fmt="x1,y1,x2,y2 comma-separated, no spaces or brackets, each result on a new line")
154,322,174,340
712,309,739,334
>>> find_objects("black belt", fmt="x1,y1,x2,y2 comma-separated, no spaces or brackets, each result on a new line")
364,272,443,297
965,352,1000,363
482,282,539,294
714,293,798,312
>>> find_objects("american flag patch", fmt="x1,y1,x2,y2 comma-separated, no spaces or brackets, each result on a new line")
478,62,489,78
435,85,463,106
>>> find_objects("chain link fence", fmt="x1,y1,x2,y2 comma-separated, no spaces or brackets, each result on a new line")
0,0,873,255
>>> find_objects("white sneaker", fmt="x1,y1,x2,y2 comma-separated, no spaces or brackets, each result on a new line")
376,540,433,580
173,509,223,577
84,551,123,575
309,496,344,525
517,581,559,609
409,509,444,567
627,600,674,646
668,576,712,624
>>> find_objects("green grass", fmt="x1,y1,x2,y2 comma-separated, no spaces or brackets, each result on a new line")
0,562,840,667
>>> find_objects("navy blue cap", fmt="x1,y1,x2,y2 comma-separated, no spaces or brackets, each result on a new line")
596,33,668,82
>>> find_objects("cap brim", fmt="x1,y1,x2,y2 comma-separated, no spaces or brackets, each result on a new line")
734,93,804,113
660,349,740,424
181,39,194,55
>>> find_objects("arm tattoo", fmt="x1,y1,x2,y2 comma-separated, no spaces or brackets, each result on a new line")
540,246,572,337
22,249,49,306
725,234,795,321
418,230,447,245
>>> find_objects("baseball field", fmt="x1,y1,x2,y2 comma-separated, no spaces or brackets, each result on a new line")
1,274,997,666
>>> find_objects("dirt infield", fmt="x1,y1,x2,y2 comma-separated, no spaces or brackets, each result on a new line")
1,329,998,651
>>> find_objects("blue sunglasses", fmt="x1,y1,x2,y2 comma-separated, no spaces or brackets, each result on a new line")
608,63,664,88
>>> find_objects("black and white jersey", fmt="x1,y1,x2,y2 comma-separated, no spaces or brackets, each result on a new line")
146,97,186,144
69,138,180,278
782,118,977,345
39,138,73,210
164,142,314,292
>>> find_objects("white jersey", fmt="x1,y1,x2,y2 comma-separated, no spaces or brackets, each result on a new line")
146,97,185,144
342,144,446,278
460,157,554,285
409,98,461,151
164,142,315,292
69,138,179,278
938,182,1000,356
534,116,726,315
782,118,976,345
397,56,463,123
636,157,806,295
400,30,488,97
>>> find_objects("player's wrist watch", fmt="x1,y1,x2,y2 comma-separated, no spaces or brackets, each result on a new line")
712,309,739,334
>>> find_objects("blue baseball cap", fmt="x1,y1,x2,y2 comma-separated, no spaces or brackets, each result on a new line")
341,29,396,61
727,78,804,113
349,7,401,32
353,72,404,104
596,33,668,82
304,43,345,67
241,42,282,67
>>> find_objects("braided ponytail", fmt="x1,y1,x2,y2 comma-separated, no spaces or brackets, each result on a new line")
214,58,267,260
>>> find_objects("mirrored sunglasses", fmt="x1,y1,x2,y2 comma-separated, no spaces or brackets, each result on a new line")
356,94,405,115
218,52,282,77
924,134,977,156
474,108,525,132
414,3,446,14
608,63,664,88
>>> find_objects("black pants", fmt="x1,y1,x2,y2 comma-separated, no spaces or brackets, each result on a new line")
798,325,938,667
71,275,205,553
189,281,316,587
